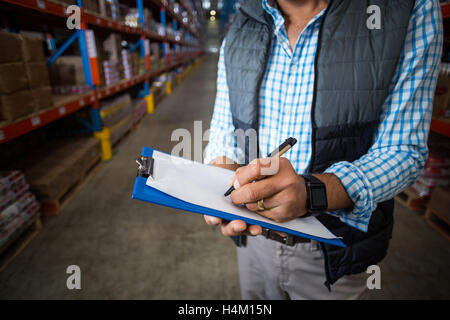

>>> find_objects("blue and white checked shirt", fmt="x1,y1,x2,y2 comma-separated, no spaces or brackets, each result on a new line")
204,0,443,231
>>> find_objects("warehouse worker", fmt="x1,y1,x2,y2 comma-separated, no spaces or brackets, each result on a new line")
203,0,443,299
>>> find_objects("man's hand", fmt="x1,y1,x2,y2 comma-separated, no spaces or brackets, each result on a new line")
230,157,308,223
204,156,354,238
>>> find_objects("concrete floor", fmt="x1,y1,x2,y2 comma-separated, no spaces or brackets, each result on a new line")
0,53,449,300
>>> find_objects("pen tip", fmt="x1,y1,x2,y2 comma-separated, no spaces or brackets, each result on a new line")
224,186,234,197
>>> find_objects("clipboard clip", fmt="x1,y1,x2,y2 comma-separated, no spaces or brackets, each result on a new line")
136,156,154,178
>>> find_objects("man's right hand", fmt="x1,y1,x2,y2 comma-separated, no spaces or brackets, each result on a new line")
203,156,263,237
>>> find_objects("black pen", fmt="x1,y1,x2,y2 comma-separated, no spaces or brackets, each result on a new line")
224,137,298,196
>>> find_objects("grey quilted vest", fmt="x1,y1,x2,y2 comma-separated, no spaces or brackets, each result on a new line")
224,0,415,287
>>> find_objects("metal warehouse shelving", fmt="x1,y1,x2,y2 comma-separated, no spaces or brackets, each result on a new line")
0,52,202,144
0,0,205,144
442,2,450,19
433,3,450,137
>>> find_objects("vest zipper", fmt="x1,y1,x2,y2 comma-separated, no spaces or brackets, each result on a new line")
240,8,273,160
308,1,333,174
320,243,332,291
312,3,334,289
256,26,273,158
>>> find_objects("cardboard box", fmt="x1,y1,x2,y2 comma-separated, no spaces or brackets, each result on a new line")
22,138,100,200
0,63,28,94
48,56,85,86
84,0,99,14
103,33,121,63
0,90,35,122
21,35,45,62
31,86,53,111
109,115,132,145
26,62,51,88
24,158,81,200
0,32,23,63
71,137,101,173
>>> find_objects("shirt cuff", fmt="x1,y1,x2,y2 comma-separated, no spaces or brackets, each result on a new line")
324,161,375,232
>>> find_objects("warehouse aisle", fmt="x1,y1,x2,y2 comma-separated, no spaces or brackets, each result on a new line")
0,54,241,299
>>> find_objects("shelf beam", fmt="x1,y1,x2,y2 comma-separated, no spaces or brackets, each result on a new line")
442,2,450,19
430,117,450,138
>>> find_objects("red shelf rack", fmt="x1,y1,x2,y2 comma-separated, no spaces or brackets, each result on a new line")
430,117,450,138
442,2,450,19
432,4,450,136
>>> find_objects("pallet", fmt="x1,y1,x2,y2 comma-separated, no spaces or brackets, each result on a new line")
111,126,132,149
0,215,42,272
395,187,429,211
39,155,102,216
424,208,450,241
133,113,146,129
424,187,450,241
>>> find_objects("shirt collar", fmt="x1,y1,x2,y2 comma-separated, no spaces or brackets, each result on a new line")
262,0,285,33
261,0,327,34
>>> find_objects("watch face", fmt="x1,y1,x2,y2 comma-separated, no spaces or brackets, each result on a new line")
310,186,327,209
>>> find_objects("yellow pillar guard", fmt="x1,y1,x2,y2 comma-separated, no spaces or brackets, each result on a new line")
166,80,172,95
94,128,112,161
145,93,155,114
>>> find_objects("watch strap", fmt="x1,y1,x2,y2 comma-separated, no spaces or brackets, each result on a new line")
301,174,328,212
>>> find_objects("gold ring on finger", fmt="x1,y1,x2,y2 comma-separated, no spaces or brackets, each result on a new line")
257,199,265,211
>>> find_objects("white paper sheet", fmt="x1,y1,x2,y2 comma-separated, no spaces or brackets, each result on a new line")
146,151,339,240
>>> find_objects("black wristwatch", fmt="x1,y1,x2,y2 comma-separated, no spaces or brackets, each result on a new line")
301,174,328,213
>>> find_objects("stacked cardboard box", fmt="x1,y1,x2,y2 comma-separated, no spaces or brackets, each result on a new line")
0,32,52,123
48,56,90,94
151,80,165,104
99,94,132,127
130,52,142,76
122,49,133,80
84,0,99,14
95,0,120,20
19,137,101,201
0,171,40,250
109,115,133,145
103,61,120,86
425,187,450,237
99,94,133,145
132,98,147,126
102,33,123,84
103,33,121,64
151,43,162,70
24,35,53,112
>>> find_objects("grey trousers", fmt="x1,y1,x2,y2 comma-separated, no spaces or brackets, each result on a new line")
237,235,368,300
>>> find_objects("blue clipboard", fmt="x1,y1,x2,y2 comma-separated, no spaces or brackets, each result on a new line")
131,147,345,247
